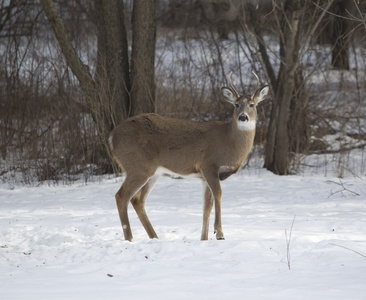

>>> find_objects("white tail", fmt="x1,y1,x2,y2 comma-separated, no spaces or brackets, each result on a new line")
109,73,269,241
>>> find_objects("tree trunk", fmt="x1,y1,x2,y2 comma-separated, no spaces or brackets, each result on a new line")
41,0,109,140
264,0,303,175
96,0,130,125
41,0,158,172
330,0,351,70
130,0,157,116
246,0,332,175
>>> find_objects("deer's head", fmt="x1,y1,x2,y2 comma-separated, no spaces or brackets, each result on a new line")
222,72,269,131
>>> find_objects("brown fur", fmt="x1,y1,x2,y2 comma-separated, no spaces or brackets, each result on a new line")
110,77,269,241
111,114,254,178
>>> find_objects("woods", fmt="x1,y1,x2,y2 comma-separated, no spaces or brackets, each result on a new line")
1,0,365,183
41,0,157,172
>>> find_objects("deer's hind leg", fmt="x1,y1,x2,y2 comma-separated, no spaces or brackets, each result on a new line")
131,175,159,239
115,173,150,241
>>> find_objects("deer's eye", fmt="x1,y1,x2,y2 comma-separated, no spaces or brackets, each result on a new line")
235,103,240,109
249,103,255,108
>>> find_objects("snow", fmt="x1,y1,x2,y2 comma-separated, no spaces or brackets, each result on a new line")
1,168,366,299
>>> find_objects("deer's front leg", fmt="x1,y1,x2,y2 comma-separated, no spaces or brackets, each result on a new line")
213,190,224,240
202,169,224,240
201,182,213,240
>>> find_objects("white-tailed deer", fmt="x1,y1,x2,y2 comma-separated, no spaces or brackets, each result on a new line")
109,73,269,241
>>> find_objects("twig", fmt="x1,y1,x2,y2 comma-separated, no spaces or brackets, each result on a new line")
328,179,360,198
330,243,366,259
285,215,296,270
296,0,335,69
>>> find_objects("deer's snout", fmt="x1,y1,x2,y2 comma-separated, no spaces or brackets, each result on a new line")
238,114,249,122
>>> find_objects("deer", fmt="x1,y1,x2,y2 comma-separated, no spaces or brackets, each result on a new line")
109,72,269,241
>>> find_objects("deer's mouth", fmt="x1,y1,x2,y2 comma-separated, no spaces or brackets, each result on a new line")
238,114,249,122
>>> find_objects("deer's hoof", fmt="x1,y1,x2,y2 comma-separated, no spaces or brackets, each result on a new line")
214,230,225,240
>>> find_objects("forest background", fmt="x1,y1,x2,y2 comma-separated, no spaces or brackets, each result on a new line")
0,0,365,185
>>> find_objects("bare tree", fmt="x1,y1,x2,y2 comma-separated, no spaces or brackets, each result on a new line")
245,0,334,174
330,0,353,69
317,0,355,69
95,0,130,126
130,0,157,116
264,0,307,175
40,0,157,165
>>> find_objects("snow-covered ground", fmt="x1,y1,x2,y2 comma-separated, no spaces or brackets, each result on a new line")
1,167,365,299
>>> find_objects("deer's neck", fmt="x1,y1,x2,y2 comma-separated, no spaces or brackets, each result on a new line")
216,122,256,180
237,120,256,131
231,120,256,158
231,120,256,139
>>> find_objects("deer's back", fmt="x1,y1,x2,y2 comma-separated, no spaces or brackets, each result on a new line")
110,114,225,174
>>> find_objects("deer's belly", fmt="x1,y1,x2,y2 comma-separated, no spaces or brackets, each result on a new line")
218,166,239,181
155,166,202,179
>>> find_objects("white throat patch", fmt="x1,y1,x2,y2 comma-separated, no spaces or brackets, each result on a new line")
237,120,256,131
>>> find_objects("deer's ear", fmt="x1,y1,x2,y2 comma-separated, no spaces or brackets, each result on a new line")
253,85,269,104
221,87,237,105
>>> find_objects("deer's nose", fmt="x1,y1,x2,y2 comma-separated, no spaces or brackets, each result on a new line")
239,114,249,122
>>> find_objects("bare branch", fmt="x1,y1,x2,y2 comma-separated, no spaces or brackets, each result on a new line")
40,0,98,106
295,0,335,72
328,179,361,198
330,243,366,259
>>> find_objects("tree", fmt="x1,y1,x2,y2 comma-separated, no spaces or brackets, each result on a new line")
95,0,130,127
329,0,353,69
246,0,334,175
130,0,157,116
264,0,306,175
40,0,157,164
317,0,354,69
